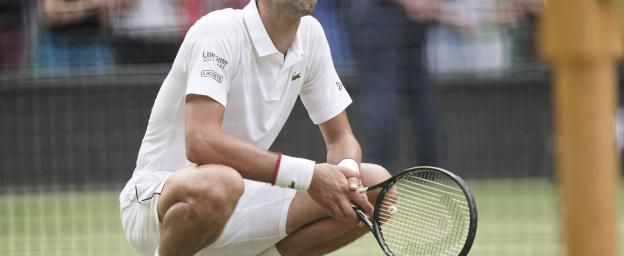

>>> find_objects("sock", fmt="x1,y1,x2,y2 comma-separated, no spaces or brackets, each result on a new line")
257,245,282,256
154,247,160,256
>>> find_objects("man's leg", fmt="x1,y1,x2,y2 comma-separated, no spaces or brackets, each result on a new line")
155,165,245,256
277,163,392,256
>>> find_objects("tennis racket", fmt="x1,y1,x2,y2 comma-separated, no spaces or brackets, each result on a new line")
353,166,478,256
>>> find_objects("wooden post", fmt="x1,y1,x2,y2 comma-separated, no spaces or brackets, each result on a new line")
542,0,621,255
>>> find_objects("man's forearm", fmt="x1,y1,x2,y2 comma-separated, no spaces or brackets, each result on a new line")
325,133,362,166
186,129,280,183
318,112,362,166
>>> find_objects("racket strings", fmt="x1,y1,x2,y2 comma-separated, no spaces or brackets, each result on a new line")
377,170,471,256
380,190,465,255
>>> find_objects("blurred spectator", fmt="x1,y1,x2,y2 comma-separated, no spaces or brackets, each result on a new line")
110,0,186,64
203,0,248,11
181,0,248,35
313,0,353,72
36,0,118,71
348,0,542,172
181,0,205,35
426,0,509,76
109,0,251,65
499,0,543,69
0,0,29,70
426,0,542,76
227,0,248,8
349,0,445,172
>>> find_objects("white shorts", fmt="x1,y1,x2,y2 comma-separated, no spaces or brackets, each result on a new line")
119,170,297,256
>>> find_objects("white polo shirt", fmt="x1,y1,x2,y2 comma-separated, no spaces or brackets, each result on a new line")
132,0,352,175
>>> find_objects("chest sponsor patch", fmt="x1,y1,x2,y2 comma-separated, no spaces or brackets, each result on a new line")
201,70,224,83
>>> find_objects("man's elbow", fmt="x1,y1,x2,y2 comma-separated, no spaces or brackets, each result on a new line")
185,133,218,164
186,144,202,164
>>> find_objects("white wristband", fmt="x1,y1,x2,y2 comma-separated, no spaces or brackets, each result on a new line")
337,159,360,172
272,154,315,191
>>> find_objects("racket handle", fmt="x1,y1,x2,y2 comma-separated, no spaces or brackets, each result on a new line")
352,205,374,230
357,187,368,193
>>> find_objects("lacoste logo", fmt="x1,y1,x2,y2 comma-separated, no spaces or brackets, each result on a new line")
292,72,302,82
288,181,296,189
201,70,223,83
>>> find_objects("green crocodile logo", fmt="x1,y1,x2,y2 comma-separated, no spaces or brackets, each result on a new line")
292,72,302,81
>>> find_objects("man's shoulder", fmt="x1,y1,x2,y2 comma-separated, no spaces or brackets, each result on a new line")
297,15,329,48
191,8,245,36
299,15,324,35
298,16,329,57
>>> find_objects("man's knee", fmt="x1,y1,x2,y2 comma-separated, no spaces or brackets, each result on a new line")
188,165,244,207
360,163,391,186
158,165,245,225
360,163,391,206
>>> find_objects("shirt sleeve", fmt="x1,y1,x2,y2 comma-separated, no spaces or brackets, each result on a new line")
300,18,352,125
184,18,237,107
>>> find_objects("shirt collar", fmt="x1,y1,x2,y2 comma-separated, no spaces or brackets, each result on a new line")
243,0,304,58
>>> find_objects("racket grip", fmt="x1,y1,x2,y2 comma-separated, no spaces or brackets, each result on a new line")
352,205,374,230
357,187,368,193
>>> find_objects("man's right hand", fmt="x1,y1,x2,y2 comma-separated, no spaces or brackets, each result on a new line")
307,163,374,223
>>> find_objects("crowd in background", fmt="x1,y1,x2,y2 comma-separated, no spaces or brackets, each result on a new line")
347,0,541,170
0,0,542,74
0,0,542,170
0,0,244,72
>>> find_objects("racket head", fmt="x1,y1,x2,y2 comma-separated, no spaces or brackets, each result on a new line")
370,166,478,256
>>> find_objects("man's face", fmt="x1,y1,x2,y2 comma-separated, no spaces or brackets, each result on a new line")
273,0,318,16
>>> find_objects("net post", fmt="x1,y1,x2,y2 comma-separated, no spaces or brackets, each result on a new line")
542,1,621,255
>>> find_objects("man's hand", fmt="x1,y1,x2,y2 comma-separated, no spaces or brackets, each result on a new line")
307,164,374,223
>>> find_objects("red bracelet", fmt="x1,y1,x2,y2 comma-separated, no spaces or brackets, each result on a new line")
271,153,282,185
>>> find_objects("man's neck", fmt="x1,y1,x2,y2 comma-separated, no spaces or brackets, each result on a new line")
257,1,301,55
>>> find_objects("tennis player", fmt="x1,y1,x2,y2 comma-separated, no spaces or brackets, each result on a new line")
119,0,391,255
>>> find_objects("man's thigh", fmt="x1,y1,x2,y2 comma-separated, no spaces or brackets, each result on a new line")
194,179,297,256
122,165,243,256
122,165,299,256
120,171,172,256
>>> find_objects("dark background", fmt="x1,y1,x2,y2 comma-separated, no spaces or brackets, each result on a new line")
0,67,554,188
